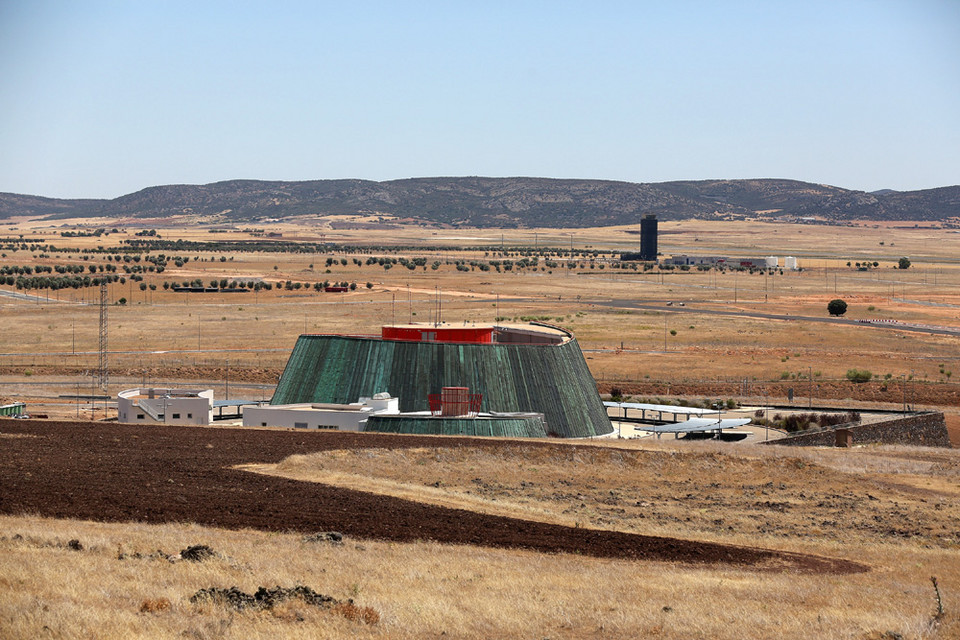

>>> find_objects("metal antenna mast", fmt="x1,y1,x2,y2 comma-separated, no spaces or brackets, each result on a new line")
98,281,108,390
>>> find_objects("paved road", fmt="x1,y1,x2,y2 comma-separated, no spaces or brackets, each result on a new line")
0,289,69,304
590,299,960,337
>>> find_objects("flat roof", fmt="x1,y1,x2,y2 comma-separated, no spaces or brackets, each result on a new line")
257,403,368,412
634,418,752,434
213,399,262,408
384,322,568,336
604,401,717,416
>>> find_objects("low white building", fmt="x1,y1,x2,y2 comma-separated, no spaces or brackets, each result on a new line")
117,388,214,425
242,393,400,430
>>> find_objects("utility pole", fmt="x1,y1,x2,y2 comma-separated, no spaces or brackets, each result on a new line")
809,366,813,409
901,374,907,416
98,281,108,392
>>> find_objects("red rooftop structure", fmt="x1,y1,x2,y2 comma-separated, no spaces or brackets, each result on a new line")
382,325,494,343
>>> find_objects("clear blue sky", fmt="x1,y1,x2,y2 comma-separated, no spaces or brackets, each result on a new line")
1,0,957,199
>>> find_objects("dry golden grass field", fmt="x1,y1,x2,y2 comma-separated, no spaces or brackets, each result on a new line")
1,214,959,638
2,439,958,639
2,217,960,402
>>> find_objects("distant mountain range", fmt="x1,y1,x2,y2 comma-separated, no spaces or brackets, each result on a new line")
1,177,957,228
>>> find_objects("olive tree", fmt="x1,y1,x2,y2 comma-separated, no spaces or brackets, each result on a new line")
827,299,847,316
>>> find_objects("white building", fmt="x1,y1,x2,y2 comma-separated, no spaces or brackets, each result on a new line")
665,255,726,266
117,388,214,425
784,256,798,270
242,393,400,430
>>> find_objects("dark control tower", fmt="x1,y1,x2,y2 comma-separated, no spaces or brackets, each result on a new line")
640,214,658,261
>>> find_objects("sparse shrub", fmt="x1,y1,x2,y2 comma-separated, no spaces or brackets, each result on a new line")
783,412,817,432
180,544,215,562
845,369,873,383
333,602,380,624
140,598,171,613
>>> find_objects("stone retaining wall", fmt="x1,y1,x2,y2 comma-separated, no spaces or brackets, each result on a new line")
765,412,950,448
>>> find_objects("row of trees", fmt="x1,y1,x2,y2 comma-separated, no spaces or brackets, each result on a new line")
846,257,910,269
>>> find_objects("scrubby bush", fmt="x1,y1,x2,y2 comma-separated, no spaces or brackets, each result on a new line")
845,369,873,383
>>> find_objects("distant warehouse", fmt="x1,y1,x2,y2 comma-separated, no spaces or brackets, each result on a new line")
664,256,793,269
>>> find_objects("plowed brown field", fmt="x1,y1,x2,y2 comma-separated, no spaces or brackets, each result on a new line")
0,420,864,574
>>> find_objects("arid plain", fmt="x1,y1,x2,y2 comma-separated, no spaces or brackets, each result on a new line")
1,215,958,638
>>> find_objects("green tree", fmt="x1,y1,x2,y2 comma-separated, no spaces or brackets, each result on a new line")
827,299,847,316
898,257,911,269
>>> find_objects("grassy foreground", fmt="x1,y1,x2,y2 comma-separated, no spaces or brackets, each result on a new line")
2,439,958,639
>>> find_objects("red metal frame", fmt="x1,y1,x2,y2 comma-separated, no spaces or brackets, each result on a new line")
428,393,482,417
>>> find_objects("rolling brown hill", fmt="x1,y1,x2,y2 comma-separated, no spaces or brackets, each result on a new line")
1,177,957,228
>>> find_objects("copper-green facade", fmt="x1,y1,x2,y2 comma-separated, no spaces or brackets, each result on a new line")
365,414,548,438
271,335,613,438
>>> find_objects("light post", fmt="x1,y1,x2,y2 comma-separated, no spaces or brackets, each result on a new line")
909,371,914,412
901,374,907,416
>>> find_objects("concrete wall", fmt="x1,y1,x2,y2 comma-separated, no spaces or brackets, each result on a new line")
243,404,370,430
243,397,399,431
766,412,950,448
